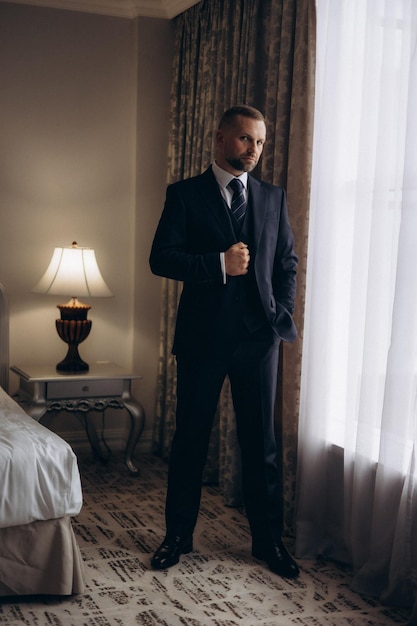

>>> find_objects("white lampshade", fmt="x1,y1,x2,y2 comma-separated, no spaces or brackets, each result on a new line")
32,243,113,298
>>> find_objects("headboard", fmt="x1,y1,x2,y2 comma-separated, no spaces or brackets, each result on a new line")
0,283,9,392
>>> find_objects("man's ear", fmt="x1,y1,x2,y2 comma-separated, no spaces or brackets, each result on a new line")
216,129,224,146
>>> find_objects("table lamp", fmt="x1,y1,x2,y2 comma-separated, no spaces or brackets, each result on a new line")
32,242,113,372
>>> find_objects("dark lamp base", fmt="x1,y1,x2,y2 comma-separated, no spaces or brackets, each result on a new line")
56,344,89,372
55,316,92,373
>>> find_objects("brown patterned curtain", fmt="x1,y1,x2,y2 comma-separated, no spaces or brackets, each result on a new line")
152,0,316,535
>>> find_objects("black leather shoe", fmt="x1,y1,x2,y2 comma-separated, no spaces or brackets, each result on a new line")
252,541,300,578
151,535,193,570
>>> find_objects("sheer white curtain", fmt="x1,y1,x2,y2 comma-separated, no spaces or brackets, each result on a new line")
296,0,417,614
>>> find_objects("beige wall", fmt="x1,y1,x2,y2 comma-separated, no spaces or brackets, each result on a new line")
0,4,174,451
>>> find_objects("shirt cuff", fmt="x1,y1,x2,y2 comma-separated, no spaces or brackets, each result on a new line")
220,252,226,284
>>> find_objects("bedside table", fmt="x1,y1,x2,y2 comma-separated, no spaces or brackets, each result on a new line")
11,362,145,475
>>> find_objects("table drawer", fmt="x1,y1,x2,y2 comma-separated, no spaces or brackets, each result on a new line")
47,379,124,399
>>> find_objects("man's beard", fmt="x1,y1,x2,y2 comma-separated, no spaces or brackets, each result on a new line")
226,156,257,172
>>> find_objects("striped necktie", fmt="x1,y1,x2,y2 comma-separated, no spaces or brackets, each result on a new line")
228,178,247,224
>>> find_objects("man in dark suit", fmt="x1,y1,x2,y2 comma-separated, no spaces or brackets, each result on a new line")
149,105,299,578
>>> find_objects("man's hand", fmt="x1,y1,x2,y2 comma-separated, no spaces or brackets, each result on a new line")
225,242,250,276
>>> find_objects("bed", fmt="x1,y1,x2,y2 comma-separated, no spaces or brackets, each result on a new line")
0,282,85,596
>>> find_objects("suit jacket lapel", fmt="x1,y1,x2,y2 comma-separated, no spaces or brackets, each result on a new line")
247,176,267,253
200,167,238,243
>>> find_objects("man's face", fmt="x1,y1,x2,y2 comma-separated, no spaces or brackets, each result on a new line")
216,115,266,176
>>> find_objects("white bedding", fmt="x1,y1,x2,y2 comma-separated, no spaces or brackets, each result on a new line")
0,386,82,528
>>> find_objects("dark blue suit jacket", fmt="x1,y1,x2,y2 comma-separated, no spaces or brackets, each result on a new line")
150,166,298,354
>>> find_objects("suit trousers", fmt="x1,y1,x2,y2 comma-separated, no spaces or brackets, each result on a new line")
165,325,283,546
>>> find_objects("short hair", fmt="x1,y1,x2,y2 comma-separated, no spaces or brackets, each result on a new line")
218,105,265,129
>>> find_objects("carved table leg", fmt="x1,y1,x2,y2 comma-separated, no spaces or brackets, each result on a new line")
122,395,145,475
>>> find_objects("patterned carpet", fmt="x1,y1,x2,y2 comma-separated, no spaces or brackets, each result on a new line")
0,453,411,626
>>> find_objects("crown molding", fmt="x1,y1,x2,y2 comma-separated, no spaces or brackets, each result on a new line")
0,0,200,19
